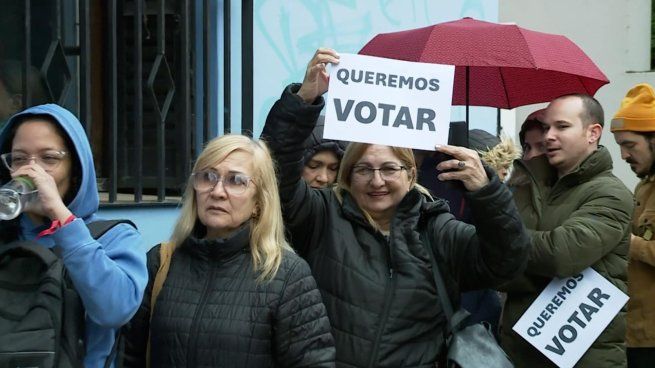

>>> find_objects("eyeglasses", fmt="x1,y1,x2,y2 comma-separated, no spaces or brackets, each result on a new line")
1,150,68,172
351,164,407,181
191,170,253,195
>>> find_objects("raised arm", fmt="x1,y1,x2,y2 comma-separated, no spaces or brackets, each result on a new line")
262,48,339,193
431,166,530,291
261,49,340,254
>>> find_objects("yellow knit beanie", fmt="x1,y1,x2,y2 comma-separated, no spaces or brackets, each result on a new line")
610,83,655,132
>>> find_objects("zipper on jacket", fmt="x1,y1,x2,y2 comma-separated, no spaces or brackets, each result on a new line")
186,263,216,367
368,234,396,368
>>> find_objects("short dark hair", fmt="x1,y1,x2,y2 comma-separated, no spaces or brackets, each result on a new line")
519,119,544,147
557,93,604,127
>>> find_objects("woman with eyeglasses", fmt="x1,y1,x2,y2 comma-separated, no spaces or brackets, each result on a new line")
122,134,335,367
0,104,147,367
262,48,530,368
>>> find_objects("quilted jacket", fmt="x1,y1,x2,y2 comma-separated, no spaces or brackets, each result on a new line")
122,224,335,367
261,83,530,368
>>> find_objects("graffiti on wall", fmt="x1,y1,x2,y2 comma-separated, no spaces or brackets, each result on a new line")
252,0,497,136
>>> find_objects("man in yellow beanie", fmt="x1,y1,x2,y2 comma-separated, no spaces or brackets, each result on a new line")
611,83,655,368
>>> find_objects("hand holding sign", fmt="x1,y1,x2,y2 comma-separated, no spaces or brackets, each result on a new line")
513,268,628,368
297,48,340,104
323,53,454,150
435,145,489,192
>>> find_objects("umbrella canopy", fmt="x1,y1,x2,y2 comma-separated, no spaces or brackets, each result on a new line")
359,17,609,109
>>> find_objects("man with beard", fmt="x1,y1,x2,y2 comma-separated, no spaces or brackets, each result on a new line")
611,83,655,368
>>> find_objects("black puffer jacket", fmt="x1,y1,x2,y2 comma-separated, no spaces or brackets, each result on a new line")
262,84,530,368
122,225,335,367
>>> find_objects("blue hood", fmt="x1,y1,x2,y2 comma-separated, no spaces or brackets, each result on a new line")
0,104,99,220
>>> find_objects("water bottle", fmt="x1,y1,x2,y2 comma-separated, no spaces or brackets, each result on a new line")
0,177,38,220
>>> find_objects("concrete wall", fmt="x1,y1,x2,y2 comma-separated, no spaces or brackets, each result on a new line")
500,0,654,190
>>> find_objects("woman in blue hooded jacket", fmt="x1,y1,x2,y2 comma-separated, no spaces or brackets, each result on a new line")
0,104,147,367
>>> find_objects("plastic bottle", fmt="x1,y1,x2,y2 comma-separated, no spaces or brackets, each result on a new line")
0,177,38,220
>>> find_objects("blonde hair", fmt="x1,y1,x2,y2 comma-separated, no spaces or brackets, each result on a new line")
479,135,521,175
170,134,292,281
334,142,430,229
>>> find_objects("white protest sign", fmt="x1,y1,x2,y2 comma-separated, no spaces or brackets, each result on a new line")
513,267,628,368
323,53,455,150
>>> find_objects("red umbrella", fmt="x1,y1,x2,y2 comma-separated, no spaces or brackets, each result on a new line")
359,17,609,112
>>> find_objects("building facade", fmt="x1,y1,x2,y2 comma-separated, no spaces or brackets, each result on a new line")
7,1,648,246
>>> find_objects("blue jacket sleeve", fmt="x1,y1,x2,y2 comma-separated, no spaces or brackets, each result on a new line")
52,218,148,327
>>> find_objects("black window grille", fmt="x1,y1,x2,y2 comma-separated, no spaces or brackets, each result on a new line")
651,0,654,70
0,0,220,206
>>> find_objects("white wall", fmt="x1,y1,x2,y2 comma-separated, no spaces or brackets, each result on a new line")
500,0,655,190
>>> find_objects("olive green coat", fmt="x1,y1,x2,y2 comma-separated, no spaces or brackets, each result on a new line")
501,147,632,368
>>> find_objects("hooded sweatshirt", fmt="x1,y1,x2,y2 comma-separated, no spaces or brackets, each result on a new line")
0,104,147,367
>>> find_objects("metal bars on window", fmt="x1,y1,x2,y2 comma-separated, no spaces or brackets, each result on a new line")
241,0,253,136
5,1,71,120
104,0,196,205
6,0,206,206
133,0,144,203
22,0,32,108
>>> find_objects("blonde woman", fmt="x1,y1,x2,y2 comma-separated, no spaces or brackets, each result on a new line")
122,135,335,367
262,48,530,367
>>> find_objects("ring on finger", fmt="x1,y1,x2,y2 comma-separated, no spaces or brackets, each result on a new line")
457,161,466,169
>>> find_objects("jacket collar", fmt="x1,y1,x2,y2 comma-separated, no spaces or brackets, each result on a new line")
515,146,612,182
555,146,612,187
183,222,250,261
512,146,613,198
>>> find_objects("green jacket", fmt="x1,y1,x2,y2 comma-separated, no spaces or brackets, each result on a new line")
501,147,632,368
